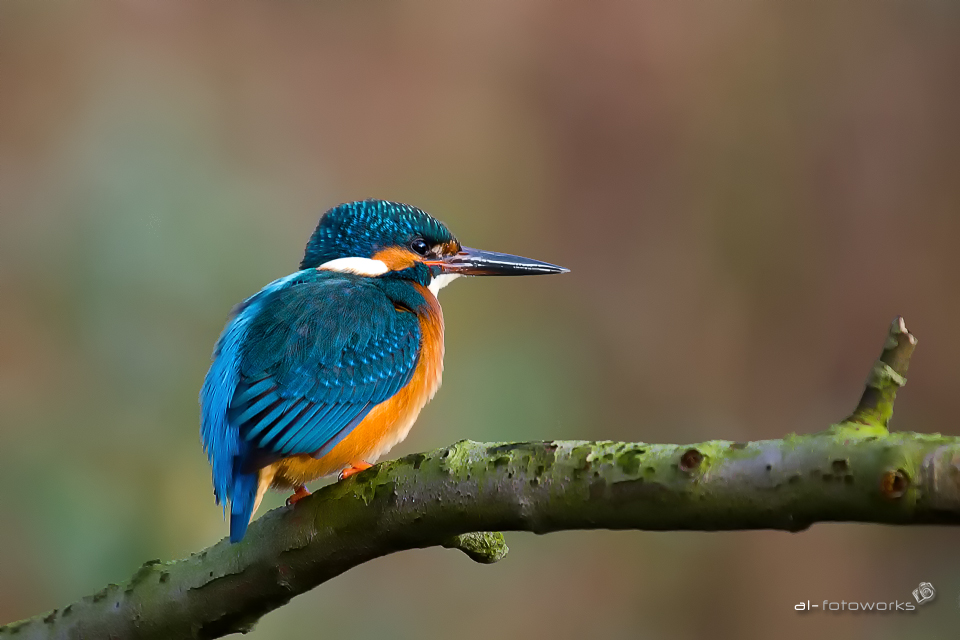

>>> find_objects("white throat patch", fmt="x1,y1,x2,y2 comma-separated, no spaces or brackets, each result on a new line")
428,273,460,296
318,257,460,296
317,257,389,276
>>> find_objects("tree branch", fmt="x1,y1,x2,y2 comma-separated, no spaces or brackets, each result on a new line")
4,317,959,639
846,316,917,427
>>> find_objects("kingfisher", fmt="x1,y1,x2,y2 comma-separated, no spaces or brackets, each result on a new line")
201,199,567,542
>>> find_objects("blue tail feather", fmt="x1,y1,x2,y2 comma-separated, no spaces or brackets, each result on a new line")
200,272,302,542
229,470,259,543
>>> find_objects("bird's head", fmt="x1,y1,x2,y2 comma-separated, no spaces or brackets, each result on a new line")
301,200,567,294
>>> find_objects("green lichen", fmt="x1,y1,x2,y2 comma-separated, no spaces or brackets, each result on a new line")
125,559,164,593
618,449,644,476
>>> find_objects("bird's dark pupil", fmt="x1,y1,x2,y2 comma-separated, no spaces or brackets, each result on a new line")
411,239,429,255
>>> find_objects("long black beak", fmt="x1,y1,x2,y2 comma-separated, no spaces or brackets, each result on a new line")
427,246,568,277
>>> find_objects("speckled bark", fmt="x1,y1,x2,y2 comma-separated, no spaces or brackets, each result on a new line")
4,318,958,640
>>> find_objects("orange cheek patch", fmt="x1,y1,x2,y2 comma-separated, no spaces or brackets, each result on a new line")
372,247,419,271
440,240,461,256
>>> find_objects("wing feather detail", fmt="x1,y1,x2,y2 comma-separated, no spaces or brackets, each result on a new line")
231,273,421,463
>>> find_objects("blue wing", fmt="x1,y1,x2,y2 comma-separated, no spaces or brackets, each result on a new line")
200,270,422,541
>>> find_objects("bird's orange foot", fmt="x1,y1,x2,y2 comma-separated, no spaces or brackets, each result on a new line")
338,461,373,481
285,484,311,507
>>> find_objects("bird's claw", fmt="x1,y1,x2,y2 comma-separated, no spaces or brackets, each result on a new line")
338,461,373,481
285,485,311,506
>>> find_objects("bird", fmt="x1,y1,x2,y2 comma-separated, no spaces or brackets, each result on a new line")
200,199,567,542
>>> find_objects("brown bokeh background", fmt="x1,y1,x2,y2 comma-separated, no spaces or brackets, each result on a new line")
1,2,959,638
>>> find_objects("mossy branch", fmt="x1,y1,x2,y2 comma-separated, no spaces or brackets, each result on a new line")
4,317,960,639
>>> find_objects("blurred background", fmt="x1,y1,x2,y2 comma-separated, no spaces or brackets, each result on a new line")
1,1,959,638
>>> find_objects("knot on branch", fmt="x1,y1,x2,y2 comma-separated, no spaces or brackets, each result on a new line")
442,532,509,564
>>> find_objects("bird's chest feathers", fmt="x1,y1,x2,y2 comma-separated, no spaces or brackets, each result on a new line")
273,285,444,485
364,285,445,457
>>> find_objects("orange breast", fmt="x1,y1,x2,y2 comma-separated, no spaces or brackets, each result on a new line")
268,283,444,488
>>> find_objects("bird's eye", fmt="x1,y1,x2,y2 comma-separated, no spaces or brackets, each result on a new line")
410,238,430,256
